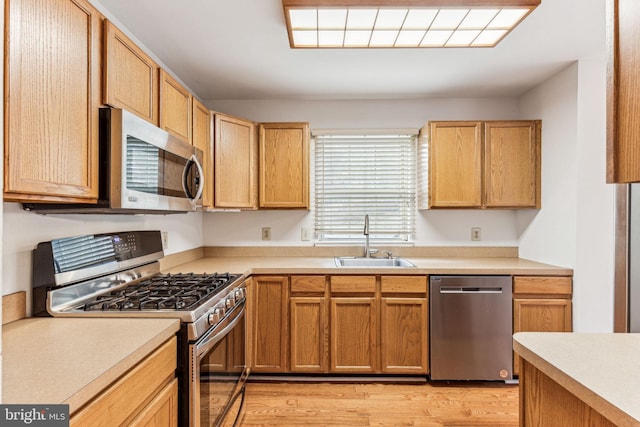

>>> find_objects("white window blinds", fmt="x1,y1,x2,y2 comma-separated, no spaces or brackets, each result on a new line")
314,133,417,242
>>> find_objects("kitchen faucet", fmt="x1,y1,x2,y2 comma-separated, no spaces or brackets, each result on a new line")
363,214,378,257
364,214,370,257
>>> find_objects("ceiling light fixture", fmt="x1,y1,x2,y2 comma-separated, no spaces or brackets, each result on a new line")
282,0,540,48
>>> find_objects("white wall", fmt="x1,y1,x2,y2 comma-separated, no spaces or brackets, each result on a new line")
2,203,203,299
205,97,522,247
573,57,615,332
517,64,579,267
517,57,614,332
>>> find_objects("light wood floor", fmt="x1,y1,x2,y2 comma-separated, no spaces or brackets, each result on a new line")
239,381,519,426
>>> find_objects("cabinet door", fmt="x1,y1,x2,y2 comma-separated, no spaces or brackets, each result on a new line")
103,20,159,124
330,297,377,373
214,114,258,208
607,0,640,183
428,122,483,208
5,0,101,202
380,298,428,374
192,99,213,208
513,299,572,334
380,276,428,374
484,121,541,208
129,378,178,427
259,123,309,208
513,298,572,375
159,69,192,143
290,297,328,372
251,276,288,372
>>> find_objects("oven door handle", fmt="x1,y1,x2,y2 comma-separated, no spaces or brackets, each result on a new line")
196,301,245,361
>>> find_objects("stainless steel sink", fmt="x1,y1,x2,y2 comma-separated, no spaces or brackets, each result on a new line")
334,256,416,267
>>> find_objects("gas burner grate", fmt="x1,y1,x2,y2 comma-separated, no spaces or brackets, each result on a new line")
82,272,240,312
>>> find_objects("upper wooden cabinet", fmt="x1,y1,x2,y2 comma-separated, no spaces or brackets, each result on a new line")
484,121,541,208
103,20,159,125
214,113,258,209
427,121,483,208
159,69,192,144
259,122,310,209
424,120,541,209
607,0,640,183
192,99,213,208
4,0,101,203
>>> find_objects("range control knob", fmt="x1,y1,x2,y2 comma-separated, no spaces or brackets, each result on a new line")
207,310,220,326
225,294,235,309
234,288,246,300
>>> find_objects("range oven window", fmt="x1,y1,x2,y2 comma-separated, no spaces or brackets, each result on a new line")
192,302,247,427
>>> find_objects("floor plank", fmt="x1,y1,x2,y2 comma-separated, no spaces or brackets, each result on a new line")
240,381,519,426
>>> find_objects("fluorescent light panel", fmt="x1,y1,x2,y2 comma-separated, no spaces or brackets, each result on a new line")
284,1,538,48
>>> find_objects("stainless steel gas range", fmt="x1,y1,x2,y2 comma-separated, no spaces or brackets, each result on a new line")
32,230,248,427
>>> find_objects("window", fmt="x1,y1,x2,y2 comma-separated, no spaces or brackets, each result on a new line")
314,132,417,243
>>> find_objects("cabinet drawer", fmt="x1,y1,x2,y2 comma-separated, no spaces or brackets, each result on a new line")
381,276,427,294
513,276,572,296
330,276,376,293
291,276,326,293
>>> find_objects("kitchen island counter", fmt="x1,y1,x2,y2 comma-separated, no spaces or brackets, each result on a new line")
513,332,640,426
2,317,180,414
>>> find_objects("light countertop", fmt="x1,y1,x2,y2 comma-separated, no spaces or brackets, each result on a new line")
2,317,180,414
513,332,640,426
163,255,572,276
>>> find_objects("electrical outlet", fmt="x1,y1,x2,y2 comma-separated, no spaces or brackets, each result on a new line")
471,227,481,241
261,227,271,241
301,227,310,241
161,231,169,249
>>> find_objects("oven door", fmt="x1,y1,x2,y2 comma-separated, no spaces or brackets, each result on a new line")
189,300,248,427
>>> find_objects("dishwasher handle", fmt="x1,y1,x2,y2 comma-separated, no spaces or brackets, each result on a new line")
439,286,504,294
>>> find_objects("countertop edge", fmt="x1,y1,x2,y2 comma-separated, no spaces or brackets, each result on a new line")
164,256,573,277
513,333,638,427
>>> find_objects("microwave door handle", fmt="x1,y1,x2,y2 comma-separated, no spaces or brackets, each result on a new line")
183,155,204,202
192,155,204,202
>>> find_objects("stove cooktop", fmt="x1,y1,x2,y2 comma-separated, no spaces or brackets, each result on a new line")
82,273,240,312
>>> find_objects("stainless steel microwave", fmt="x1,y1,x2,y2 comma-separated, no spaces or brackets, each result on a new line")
23,108,203,214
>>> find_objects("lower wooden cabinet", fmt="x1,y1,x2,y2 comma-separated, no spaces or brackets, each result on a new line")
249,274,573,378
250,274,429,375
250,276,289,372
129,379,178,427
330,276,378,373
380,276,428,374
331,296,378,373
513,276,572,375
519,358,616,426
70,338,178,426
289,275,329,373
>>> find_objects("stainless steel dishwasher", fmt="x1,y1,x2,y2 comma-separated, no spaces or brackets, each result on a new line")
429,275,513,381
